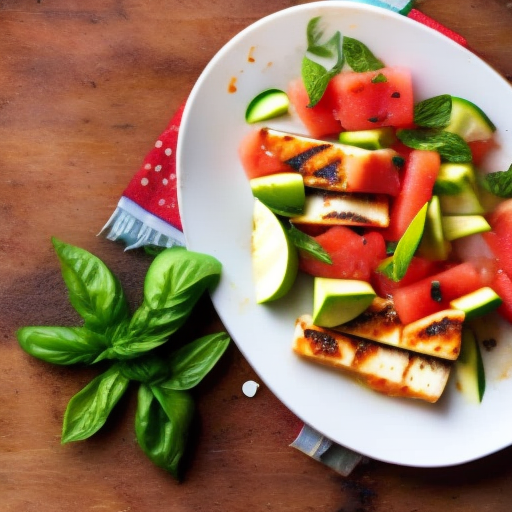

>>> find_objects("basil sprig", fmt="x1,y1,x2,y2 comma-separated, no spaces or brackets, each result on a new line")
17,239,230,479
482,164,512,198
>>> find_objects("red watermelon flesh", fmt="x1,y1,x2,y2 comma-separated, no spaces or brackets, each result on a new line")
383,149,441,241
299,225,386,281
392,261,485,325
287,77,342,138
330,66,414,131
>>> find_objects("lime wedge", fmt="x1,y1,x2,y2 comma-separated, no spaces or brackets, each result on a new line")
245,89,289,124
250,172,305,217
312,277,376,328
252,199,298,303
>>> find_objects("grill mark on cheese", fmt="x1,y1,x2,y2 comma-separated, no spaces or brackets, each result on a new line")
293,315,452,403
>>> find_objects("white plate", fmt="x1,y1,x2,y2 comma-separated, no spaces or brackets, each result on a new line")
177,2,512,467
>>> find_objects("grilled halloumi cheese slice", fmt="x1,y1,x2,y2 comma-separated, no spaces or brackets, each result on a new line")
291,191,390,228
293,315,452,403
332,298,464,360
253,128,401,195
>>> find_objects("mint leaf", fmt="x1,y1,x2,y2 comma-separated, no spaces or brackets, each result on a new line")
306,16,340,59
286,222,332,264
301,17,343,107
397,129,472,163
302,57,336,107
414,95,452,128
482,164,512,198
342,36,384,72
377,202,429,282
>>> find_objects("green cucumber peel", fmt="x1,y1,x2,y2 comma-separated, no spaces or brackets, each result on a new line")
482,164,512,198
397,129,472,163
16,240,230,478
377,202,429,282
245,88,289,124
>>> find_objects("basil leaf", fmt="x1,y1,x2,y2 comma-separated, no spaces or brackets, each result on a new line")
397,129,472,163
158,333,231,391
377,202,429,282
17,326,107,365
52,238,129,332
414,95,452,128
143,247,221,311
302,17,343,107
118,353,169,384
286,223,332,264
61,364,130,443
135,385,194,479
112,247,222,358
342,36,384,72
482,164,512,198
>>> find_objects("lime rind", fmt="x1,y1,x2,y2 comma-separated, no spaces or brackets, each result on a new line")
245,89,290,124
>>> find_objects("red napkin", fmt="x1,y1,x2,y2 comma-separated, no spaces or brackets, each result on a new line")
101,8,468,475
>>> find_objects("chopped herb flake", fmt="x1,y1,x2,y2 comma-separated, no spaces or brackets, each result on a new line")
371,73,388,84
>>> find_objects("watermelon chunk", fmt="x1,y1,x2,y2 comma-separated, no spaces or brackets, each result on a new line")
392,262,485,325
238,128,401,195
330,66,414,131
383,149,441,241
287,77,342,138
371,256,448,298
483,199,512,280
490,270,512,323
299,226,386,281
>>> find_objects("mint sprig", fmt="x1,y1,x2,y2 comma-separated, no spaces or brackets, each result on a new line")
482,164,512,198
377,202,429,282
414,95,452,128
342,36,384,72
397,129,472,163
302,17,343,107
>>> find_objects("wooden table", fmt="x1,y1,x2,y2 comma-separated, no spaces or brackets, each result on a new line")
1,1,512,510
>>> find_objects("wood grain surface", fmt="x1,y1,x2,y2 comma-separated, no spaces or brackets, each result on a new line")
1,1,512,511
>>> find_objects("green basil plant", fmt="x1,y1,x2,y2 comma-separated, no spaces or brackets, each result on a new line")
17,238,230,479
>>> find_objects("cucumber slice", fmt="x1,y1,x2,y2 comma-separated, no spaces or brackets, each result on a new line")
450,287,502,320
434,163,484,215
444,96,496,142
455,327,485,403
338,127,397,150
418,196,450,260
441,215,490,241
313,278,376,328
250,173,305,217
245,89,289,124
